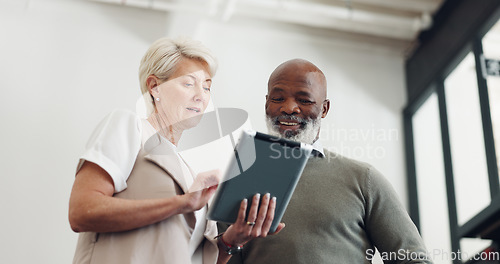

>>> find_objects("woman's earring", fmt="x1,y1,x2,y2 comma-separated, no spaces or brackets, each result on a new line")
155,97,160,102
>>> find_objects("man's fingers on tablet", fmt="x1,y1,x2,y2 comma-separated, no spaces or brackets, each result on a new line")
246,193,260,223
256,193,271,225
237,198,248,224
273,223,285,234
250,193,270,236
261,196,276,236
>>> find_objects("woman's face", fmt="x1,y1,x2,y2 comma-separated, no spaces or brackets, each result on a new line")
152,58,212,129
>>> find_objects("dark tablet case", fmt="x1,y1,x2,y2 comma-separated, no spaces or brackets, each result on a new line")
206,131,312,233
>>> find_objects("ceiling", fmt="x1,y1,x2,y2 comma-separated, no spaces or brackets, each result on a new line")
90,0,445,43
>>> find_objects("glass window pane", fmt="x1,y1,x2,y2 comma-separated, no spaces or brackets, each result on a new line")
460,238,492,263
444,52,491,226
413,92,451,264
482,18,500,187
444,52,493,259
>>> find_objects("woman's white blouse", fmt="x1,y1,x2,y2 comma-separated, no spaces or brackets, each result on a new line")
77,109,142,193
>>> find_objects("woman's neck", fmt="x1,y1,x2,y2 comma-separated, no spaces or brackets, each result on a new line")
147,112,183,146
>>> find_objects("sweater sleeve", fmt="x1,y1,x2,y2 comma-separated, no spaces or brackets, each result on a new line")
364,166,432,264
76,109,142,193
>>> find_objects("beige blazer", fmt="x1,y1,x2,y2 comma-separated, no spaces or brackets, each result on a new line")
73,139,219,264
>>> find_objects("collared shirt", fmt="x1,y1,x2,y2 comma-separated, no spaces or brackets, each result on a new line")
311,139,325,158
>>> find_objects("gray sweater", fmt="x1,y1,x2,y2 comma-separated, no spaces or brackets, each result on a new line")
226,151,431,264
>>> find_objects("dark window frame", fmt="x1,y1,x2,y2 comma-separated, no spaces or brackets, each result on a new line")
404,1,500,262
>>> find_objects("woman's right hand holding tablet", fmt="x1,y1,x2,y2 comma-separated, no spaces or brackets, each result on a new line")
181,169,221,212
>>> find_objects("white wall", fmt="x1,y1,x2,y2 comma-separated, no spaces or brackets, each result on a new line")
0,0,166,263
0,0,408,263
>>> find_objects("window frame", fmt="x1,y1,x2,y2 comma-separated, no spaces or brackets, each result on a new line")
404,7,500,263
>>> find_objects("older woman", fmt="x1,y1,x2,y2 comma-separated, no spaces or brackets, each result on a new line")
69,37,283,264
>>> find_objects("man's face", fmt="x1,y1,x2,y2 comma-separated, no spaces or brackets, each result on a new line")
265,69,329,143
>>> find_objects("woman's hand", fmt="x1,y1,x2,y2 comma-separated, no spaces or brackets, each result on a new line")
222,193,285,247
181,169,221,212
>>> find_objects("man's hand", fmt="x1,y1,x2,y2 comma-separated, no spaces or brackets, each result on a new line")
223,193,285,247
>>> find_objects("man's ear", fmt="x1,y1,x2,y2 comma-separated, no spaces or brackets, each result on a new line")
146,75,160,96
321,99,330,118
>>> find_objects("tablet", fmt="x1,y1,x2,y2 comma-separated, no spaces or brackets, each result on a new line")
206,130,313,233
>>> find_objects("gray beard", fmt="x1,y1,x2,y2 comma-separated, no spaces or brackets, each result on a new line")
265,115,321,145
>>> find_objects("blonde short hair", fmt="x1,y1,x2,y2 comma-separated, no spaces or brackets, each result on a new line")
138,37,218,112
